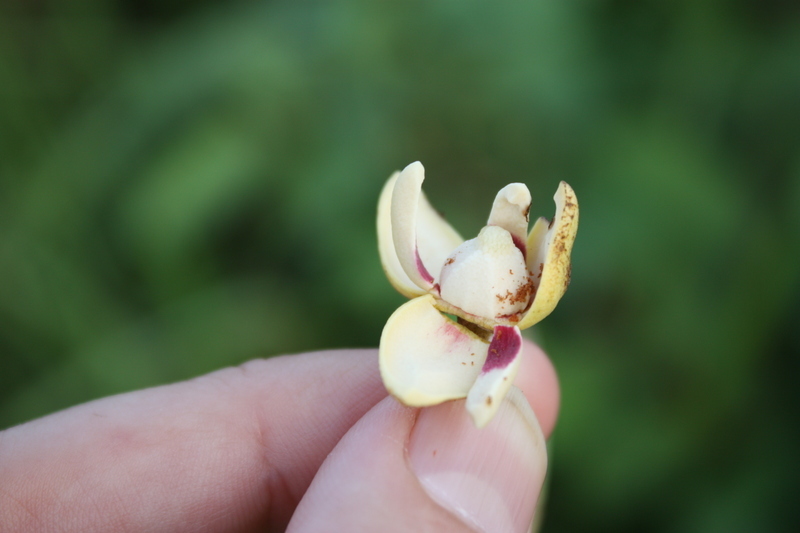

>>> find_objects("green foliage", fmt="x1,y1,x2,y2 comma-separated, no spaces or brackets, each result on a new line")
1,1,798,531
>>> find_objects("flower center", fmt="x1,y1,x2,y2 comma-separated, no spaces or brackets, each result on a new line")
438,225,532,320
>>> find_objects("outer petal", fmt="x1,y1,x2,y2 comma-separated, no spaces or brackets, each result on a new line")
377,171,427,298
390,162,463,291
379,294,490,407
487,183,531,256
517,181,579,330
466,325,523,428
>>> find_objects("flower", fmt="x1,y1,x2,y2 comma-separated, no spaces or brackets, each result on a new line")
377,161,579,427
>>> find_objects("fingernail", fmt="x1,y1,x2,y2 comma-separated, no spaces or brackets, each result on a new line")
408,387,547,533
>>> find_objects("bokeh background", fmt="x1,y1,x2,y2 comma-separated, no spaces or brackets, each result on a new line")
2,0,799,531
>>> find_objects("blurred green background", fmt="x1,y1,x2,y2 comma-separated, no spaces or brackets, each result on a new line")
2,0,799,531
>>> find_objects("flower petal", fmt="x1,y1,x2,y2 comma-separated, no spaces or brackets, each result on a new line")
439,225,531,320
517,181,579,330
487,183,531,256
379,294,490,407
377,171,427,298
466,325,523,428
390,162,463,291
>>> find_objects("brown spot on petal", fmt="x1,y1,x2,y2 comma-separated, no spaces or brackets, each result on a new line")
562,192,577,211
445,257,455,266
496,276,535,308
486,396,493,406
495,276,536,312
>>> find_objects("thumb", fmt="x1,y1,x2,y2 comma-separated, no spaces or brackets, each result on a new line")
287,387,548,533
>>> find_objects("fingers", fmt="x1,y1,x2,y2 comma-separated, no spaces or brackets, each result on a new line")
288,388,548,532
0,349,388,532
0,341,558,532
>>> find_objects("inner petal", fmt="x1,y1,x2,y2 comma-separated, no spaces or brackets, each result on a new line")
438,225,533,320
487,183,531,257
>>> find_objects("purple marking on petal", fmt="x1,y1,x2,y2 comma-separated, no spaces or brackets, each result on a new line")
436,321,473,349
511,234,527,260
415,247,435,284
482,326,522,373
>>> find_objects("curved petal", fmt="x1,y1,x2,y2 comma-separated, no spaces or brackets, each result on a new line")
517,181,579,330
379,294,490,407
377,171,427,298
391,162,463,291
487,183,531,256
466,325,523,428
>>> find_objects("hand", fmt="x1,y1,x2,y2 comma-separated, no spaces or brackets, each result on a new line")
0,342,559,532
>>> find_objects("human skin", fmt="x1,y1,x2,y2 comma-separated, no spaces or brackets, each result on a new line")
0,341,559,532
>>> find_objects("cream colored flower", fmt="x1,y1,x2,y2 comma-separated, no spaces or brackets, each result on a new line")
377,162,578,427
